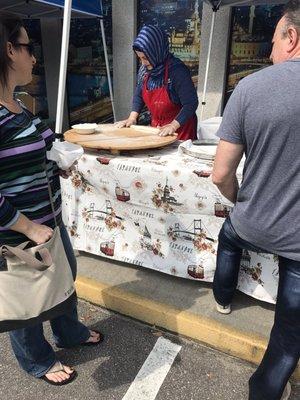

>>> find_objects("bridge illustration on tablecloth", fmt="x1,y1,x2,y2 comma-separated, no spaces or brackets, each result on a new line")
85,201,123,221
167,219,215,242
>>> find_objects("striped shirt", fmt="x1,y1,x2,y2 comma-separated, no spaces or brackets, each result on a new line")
0,103,62,246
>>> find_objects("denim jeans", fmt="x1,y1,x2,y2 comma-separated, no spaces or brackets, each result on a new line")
213,218,300,400
8,225,90,378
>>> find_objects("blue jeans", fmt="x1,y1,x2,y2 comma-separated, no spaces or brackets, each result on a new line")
213,218,300,400
8,225,90,378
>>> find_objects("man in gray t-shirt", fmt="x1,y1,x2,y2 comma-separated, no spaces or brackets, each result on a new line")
217,58,300,261
212,1,300,399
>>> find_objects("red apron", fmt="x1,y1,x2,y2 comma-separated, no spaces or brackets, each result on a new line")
142,61,197,141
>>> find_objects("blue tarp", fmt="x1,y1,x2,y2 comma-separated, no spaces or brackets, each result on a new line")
36,0,103,17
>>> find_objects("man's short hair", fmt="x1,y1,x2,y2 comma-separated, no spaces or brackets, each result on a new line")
282,0,300,36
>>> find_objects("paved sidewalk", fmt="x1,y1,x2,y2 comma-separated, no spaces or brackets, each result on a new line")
75,251,300,381
1,300,299,400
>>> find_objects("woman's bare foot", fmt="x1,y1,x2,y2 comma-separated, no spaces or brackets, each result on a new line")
44,361,74,384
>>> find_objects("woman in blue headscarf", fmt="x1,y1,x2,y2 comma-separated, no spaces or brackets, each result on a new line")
115,25,198,140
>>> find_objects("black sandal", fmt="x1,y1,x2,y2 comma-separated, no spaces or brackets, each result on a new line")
56,330,104,349
40,361,77,386
81,330,104,347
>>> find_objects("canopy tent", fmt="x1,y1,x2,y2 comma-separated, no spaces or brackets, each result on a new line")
1,0,103,18
200,0,289,120
205,0,286,6
1,0,115,133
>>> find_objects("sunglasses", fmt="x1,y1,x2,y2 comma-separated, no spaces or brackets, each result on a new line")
13,42,35,57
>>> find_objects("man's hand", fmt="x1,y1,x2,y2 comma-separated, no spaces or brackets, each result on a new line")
158,120,180,137
212,139,244,203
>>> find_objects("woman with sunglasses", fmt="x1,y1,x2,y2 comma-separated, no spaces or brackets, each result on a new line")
0,12,103,385
116,25,199,140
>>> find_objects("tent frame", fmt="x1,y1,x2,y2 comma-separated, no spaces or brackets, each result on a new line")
55,0,116,133
2,0,116,133
200,1,221,120
200,0,288,120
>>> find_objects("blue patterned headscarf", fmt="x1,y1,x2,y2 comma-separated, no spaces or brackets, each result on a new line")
133,25,172,90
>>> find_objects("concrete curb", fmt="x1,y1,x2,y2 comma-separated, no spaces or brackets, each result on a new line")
76,275,300,381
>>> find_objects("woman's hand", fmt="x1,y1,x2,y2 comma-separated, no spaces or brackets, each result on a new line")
10,214,54,244
115,118,136,128
25,222,54,244
115,112,139,128
158,120,180,137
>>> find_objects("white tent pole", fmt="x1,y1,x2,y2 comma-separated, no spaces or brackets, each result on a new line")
200,9,217,121
2,2,25,11
55,0,72,135
99,17,116,122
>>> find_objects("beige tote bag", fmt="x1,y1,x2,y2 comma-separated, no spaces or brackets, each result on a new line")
0,169,75,332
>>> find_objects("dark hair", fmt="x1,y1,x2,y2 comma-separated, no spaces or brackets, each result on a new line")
0,11,24,87
283,0,300,35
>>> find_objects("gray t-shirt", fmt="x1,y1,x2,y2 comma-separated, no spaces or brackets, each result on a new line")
217,58,300,261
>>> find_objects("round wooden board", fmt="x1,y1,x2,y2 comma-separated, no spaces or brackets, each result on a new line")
64,124,178,152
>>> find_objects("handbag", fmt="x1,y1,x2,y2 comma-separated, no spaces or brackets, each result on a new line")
0,169,76,333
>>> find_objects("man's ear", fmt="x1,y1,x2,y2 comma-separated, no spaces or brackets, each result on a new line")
286,26,299,53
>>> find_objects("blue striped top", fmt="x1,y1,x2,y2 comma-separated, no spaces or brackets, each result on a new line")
0,103,62,246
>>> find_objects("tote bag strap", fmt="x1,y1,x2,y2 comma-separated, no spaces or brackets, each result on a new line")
4,161,60,267
44,162,59,228
1,244,52,268
0,240,30,257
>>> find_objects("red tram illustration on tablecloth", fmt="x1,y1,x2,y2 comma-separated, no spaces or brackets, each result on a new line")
187,264,204,279
100,241,115,256
214,202,232,218
96,156,111,165
193,170,211,178
115,185,130,202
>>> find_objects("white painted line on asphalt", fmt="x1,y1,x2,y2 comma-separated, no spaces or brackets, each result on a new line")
122,337,182,400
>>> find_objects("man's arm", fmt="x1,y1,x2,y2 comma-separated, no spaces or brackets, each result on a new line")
212,139,244,203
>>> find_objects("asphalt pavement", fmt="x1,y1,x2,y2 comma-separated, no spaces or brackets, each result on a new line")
0,300,299,400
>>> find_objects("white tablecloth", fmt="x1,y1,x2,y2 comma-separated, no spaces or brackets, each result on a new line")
61,143,279,304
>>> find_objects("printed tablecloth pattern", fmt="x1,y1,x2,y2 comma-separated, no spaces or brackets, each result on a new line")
61,144,279,304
